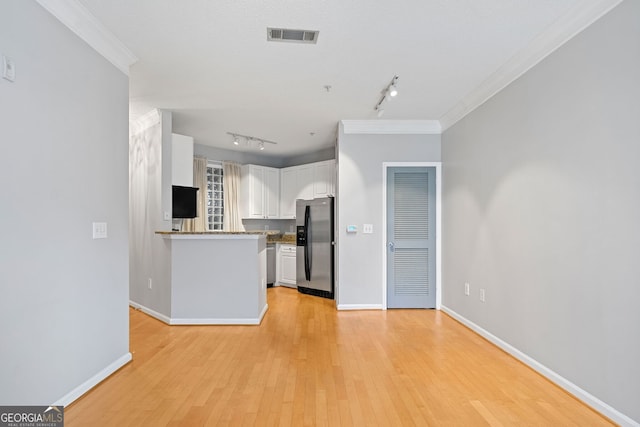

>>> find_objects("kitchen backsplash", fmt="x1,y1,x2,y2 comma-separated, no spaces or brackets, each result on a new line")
242,218,296,234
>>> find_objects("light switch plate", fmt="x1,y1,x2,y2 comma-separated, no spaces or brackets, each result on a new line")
363,224,373,234
163,211,171,221
2,55,15,82
92,222,108,239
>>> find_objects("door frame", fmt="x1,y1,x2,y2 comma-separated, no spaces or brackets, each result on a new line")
382,162,442,310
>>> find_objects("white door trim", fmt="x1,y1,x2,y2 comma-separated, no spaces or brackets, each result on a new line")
382,162,442,310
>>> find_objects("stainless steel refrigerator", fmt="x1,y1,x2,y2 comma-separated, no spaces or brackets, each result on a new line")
296,197,334,299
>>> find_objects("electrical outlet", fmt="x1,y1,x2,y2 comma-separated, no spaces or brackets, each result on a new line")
148,278,153,290
464,282,470,296
480,289,486,303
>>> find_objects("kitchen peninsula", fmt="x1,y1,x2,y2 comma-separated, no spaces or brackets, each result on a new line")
155,231,270,325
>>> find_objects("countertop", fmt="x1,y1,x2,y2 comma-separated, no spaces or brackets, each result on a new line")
156,230,276,240
155,230,298,243
156,230,278,235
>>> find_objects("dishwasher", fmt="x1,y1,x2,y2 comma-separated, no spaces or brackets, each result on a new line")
266,243,275,287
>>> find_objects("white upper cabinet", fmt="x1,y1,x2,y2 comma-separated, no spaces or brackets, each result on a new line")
297,164,315,201
279,160,335,219
279,167,298,219
263,167,280,218
241,164,280,219
312,160,335,198
171,133,194,187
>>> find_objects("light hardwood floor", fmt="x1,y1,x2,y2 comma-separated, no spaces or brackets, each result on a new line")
66,287,614,426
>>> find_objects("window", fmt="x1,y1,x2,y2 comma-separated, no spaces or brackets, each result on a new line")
206,163,224,230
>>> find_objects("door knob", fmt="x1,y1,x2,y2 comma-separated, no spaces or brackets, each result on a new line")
388,242,395,252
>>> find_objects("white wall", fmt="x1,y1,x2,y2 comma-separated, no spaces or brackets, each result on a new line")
129,110,173,319
194,144,335,169
0,1,129,404
442,1,640,424
171,133,194,187
195,144,286,168
336,129,441,308
281,146,335,167
169,237,266,322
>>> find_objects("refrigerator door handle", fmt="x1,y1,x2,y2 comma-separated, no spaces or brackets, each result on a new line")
304,205,311,281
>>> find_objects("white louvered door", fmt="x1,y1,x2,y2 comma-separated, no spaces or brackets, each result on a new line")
387,167,436,308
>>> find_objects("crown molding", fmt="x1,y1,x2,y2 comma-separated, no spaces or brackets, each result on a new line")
439,0,624,131
341,120,441,135
130,109,161,135
36,0,137,75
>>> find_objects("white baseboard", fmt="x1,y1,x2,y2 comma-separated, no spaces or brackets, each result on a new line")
258,303,268,323
54,353,132,407
130,301,269,325
337,304,383,310
440,305,639,427
129,300,172,324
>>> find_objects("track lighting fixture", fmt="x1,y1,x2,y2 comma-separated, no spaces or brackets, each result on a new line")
374,75,399,117
227,132,277,151
388,83,398,97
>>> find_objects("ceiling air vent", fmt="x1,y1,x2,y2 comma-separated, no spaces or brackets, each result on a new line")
267,27,319,44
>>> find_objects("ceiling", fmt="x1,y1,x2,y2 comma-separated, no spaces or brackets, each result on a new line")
74,0,590,157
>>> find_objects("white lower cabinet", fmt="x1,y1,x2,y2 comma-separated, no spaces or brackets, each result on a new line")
276,244,297,287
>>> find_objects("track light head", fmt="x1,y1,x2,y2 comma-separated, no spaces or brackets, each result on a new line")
374,75,399,117
227,132,277,150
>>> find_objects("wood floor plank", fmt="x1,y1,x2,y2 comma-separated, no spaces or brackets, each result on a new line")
65,287,615,426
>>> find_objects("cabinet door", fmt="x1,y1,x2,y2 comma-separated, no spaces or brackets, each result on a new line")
264,167,280,218
281,253,297,284
297,164,314,201
313,161,335,198
241,164,260,218
280,167,297,218
249,166,265,217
